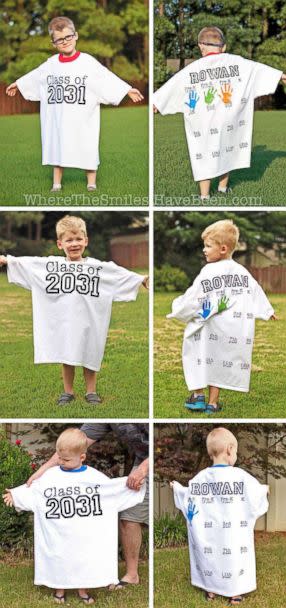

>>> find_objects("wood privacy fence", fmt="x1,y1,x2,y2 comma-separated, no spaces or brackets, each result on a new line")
110,233,148,269
249,266,286,293
0,80,148,115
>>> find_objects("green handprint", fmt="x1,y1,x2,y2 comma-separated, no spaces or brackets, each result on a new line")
204,87,216,105
218,295,229,313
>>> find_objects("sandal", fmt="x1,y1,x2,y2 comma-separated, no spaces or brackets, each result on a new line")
77,593,94,604
185,393,206,411
205,403,223,414
85,392,102,404
50,184,62,193
57,392,75,405
205,591,216,601
87,185,97,191
229,598,243,605
53,592,65,604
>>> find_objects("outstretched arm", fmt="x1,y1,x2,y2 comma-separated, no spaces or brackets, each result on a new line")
127,88,144,103
6,82,18,97
0,256,7,266
142,276,149,289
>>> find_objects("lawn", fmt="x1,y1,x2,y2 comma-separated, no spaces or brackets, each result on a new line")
154,292,286,418
0,559,148,608
154,533,286,608
154,111,286,206
0,107,148,206
0,273,148,418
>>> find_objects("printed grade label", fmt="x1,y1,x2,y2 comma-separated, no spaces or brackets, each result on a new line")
47,74,88,105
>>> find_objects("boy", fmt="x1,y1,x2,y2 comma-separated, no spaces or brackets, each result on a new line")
0,215,148,405
3,428,146,604
171,427,269,604
167,219,275,412
153,26,286,200
6,16,143,192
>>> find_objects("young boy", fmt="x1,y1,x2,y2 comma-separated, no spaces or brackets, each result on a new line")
6,16,143,192
3,428,146,604
153,26,286,200
167,219,275,412
171,427,269,604
0,215,148,405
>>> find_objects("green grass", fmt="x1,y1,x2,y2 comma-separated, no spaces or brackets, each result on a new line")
0,559,148,608
0,273,148,418
0,107,148,206
154,533,286,608
154,111,286,206
154,292,286,418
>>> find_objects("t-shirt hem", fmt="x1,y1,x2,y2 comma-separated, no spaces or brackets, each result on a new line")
187,381,249,392
34,579,119,589
191,580,256,596
34,359,100,371
193,161,251,182
42,161,100,170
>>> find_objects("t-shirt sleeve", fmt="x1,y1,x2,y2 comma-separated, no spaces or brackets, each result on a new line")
6,255,35,290
153,70,185,115
252,280,274,320
10,483,36,512
112,477,146,512
167,276,204,322
250,60,282,99
16,64,44,101
111,262,144,302
92,59,131,105
246,473,269,519
172,481,188,517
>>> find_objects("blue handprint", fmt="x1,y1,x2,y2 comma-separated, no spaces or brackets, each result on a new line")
199,299,213,320
187,498,199,523
185,90,200,111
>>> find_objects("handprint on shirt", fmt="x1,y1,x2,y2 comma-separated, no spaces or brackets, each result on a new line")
219,84,233,105
217,295,230,313
199,299,213,319
187,498,199,523
204,87,216,105
185,90,200,111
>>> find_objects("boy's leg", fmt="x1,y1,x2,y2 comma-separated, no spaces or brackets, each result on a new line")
62,364,75,394
199,179,211,199
53,166,64,188
218,172,230,192
83,367,97,392
54,589,65,603
208,385,220,406
86,170,97,188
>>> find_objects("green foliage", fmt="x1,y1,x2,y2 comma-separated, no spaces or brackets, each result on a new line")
154,513,187,548
112,55,142,81
154,264,189,292
0,433,33,552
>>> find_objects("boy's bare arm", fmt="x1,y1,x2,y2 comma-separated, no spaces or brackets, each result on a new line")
0,256,7,266
127,88,144,103
3,490,14,507
6,82,19,97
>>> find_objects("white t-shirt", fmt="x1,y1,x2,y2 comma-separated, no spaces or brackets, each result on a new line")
153,53,282,180
167,259,273,392
11,465,146,589
173,466,268,597
16,52,131,169
7,255,143,370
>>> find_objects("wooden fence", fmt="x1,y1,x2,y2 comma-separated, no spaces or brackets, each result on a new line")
110,233,148,269
249,265,286,293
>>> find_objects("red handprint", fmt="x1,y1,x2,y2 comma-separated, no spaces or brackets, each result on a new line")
219,83,233,105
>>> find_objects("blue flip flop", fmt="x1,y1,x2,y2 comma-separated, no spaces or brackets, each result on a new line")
185,393,206,411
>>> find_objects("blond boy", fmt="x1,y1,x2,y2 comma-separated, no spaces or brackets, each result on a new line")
167,220,275,412
0,216,148,405
154,26,286,199
6,16,143,191
171,427,269,604
3,427,146,604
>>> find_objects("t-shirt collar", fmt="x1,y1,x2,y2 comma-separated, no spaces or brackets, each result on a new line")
60,464,87,472
59,50,81,63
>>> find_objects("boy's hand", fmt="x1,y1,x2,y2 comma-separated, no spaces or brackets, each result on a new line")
127,88,144,103
281,74,286,84
142,276,149,289
3,490,14,507
271,314,278,320
0,255,7,266
153,105,158,113
169,481,174,488
6,82,18,97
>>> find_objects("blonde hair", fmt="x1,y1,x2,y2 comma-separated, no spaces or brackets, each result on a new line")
201,219,239,253
56,215,87,239
56,428,88,455
198,27,225,48
48,17,75,38
206,427,237,458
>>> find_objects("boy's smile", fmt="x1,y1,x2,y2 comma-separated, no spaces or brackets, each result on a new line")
57,230,88,261
52,27,78,57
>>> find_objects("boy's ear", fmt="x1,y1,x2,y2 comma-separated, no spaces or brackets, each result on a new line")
75,31,79,41
81,453,86,463
57,239,63,250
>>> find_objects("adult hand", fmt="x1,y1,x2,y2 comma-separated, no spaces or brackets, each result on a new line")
127,465,147,491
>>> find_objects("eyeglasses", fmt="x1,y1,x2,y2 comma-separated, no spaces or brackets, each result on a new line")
52,33,76,46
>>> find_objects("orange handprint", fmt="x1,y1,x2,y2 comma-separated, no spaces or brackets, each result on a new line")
219,83,233,104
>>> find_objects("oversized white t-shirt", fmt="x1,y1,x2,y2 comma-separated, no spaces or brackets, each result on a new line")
11,465,146,589
16,52,131,169
7,255,143,370
153,53,282,180
167,259,273,392
173,465,268,597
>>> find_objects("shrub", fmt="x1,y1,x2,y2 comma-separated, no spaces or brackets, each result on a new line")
0,433,34,553
154,513,188,548
154,265,189,292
